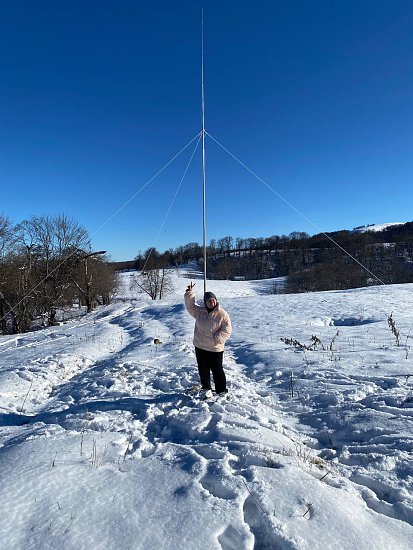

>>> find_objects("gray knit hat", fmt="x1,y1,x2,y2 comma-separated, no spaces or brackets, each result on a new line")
204,291,217,305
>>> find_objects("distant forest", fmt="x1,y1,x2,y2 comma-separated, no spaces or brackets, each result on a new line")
112,222,413,293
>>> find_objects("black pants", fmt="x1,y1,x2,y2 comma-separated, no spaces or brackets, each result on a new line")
195,347,227,393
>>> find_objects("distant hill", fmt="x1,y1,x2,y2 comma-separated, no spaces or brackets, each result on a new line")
111,221,413,293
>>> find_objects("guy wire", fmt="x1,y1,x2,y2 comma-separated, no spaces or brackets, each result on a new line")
0,132,202,328
206,130,387,287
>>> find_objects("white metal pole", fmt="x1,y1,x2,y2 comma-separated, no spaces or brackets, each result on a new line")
201,9,207,295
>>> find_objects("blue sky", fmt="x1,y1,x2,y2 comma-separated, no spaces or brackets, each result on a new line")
1,1,413,261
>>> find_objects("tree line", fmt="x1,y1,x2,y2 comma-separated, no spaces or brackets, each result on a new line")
0,213,118,334
118,222,413,293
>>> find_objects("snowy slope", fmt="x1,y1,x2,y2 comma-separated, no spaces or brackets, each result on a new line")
1,269,413,549
353,222,405,233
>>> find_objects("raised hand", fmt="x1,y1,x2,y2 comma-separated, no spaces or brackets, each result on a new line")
186,281,195,292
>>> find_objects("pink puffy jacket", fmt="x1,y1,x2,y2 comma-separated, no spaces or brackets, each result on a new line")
184,289,232,352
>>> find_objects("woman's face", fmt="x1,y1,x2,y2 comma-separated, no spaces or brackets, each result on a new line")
206,297,217,309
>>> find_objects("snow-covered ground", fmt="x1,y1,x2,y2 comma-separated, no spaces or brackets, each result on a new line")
1,269,413,549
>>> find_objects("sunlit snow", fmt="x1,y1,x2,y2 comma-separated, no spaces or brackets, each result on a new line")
353,222,405,233
1,269,412,549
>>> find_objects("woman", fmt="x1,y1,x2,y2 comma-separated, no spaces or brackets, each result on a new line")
184,282,232,398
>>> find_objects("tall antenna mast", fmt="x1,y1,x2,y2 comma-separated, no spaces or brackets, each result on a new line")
201,9,207,294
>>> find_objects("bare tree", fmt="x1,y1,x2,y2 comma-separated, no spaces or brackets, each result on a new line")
132,268,173,300
131,251,174,300
0,215,14,332
0,216,17,333
71,251,109,313
95,260,119,305
235,237,244,256
3,247,37,333
15,214,90,324
0,213,116,333
217,236,233,256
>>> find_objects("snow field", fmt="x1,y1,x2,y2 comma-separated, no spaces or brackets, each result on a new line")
0,270,413,549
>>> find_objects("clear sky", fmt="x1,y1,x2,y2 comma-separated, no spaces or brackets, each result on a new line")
1,1,413,261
